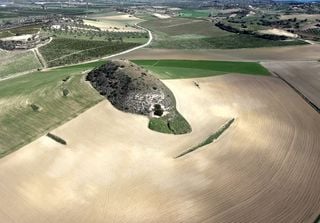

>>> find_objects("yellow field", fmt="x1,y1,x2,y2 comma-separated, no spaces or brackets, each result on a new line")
0,74,319,222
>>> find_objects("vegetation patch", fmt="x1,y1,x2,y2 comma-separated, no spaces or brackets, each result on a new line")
47,133,67,145
175,118,235,158
133,59,270,78
149,111,192,135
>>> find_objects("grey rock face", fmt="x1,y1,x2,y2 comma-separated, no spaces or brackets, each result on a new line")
86,60,176,116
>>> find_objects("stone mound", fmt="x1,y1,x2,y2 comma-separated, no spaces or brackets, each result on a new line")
86,59,176,117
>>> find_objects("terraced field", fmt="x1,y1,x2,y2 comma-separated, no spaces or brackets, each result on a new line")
0,50,41,79
0,74,318,222
0,62,103,157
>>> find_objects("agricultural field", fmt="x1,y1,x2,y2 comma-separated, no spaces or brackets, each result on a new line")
39,38,140,67
121,44,320,61
0,62,103,157
263,61,320,109
0,73,318,222
141,17,307,49
84,14,144,32
179,9,212,18
0,50,41,79
133,60,270,79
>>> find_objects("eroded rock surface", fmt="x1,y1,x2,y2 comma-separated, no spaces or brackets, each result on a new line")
86,60,176,116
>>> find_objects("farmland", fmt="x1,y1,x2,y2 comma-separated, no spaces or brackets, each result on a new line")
0,50,41,79
39,38,140,67
0,4,320,223
0,63,103,157
141,17,307,49
133,59,270,78
0,74,318,222
263,61,320,109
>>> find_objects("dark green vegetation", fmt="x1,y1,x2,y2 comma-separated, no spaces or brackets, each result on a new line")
0,62,103,157
149,111,192,135
141,17,307,49
47,133,67,145
175,118,235,158
39,38,140,67
133,60,270,78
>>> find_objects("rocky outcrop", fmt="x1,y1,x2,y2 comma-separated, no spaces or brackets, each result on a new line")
86,59,176,117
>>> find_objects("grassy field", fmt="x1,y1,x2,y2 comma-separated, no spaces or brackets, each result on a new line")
0,62,104,157
0,50,41,79
39,38,140,67
132,60,270,78
141,17,307,49
0,24,42,38
149,110,191,134
179,9,212,18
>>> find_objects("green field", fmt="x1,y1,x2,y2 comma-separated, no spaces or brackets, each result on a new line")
179,9,212,18
39,38,140,67
132,60,270,78
141,17,307,49
0,50,41,79
0,62,103,157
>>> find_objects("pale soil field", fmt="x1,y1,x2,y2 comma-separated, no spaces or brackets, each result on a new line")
84,14,145,33
0,50,41,79
118,44,320,61
280,14,320,21
259,28,298,38
153,13,171,19
262,61,320,108
0,75,319,222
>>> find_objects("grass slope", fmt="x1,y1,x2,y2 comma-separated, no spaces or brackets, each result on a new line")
0,50,41,79
133,60,270,78
149,111,191,135
0,63,103,157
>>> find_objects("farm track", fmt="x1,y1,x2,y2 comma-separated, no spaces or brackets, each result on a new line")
0,75,319,222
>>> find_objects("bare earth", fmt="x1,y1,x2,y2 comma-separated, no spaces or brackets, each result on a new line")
116,44,320,61
0,75,319,223
263,61,320,109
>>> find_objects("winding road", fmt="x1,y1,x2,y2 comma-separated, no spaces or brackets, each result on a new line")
0,25,153,82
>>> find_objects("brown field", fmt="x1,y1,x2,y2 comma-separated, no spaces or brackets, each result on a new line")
280,14,320,21
0,74,319,222
263,61,320,109
116,44,320,61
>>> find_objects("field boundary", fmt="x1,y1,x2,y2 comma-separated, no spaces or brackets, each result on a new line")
175,118,235,158
272,71,320,114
